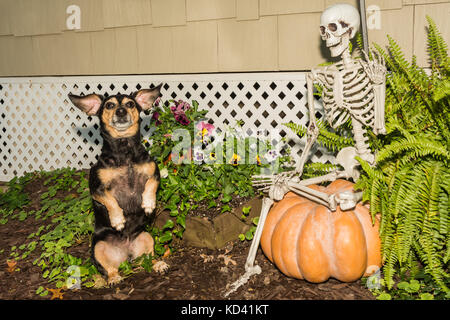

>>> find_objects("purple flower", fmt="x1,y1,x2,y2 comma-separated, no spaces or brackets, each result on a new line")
152,111,162,126
170,100,192,126
178,100,191,112
175,113,191,125
193,147,205,163
171,100,191,114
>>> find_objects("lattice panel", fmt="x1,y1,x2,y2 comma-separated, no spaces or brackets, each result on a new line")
0,73,333,181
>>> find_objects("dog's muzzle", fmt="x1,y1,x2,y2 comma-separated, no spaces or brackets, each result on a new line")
111,107,133,131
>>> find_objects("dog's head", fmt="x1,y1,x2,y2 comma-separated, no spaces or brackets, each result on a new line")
68,84,161,139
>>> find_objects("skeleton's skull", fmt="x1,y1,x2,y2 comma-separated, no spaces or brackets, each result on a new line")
320,4,360,57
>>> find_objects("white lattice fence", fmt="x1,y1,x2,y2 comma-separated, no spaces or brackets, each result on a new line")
0,73,333,181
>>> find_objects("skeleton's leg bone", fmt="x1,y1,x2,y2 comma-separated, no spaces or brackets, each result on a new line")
224,197,274,297
336,147,361,181
244,197,274,271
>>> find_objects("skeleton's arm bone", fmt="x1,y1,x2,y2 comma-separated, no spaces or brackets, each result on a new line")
286,180,337,210
294,72,320,175
373,82,386,135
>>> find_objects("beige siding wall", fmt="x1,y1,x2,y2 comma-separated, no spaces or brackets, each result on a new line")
0,0,448,76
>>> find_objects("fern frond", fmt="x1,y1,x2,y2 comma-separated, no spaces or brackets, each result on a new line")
302,162,338,179
426,15,450,73
283,122,307,137
376,134,450,164
283,121,354,153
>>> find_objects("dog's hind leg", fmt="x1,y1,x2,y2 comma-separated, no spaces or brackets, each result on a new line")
94,240,128,285
129,232,155,259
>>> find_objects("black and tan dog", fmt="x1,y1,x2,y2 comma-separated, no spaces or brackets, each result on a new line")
68,84,161,284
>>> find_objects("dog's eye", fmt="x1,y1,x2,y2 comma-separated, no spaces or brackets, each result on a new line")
125,101,135,109
105,102,115,110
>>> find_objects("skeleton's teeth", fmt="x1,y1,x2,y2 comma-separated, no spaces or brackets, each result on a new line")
327,38,341,47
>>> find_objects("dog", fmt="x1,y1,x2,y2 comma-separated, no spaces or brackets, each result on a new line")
68,84,162,284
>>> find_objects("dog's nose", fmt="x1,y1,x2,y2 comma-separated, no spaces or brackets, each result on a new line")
115,107,127,118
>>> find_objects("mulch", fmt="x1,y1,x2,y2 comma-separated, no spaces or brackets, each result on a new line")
0,173,375,301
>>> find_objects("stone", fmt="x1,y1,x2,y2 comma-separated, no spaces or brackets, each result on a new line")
183,216,216,250
213,212,248,249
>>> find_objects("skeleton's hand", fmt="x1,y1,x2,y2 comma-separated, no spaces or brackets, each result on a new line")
361,48,387,85
269,174,291,201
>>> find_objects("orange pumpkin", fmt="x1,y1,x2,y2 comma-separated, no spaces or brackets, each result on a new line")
261,179,381,283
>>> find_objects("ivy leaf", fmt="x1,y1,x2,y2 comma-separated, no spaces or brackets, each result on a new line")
245,230,254,241
162,219,174,230
242,206,251,215
376,293,392,300
176,215,186,229
207,200,217,209
221,205,231,213
420,293,434,300
221,194,232,204
159,231,173,244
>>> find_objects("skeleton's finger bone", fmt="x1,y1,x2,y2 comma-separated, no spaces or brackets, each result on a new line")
251,174,276,179
252,183,273,189
362,49,370,62
251,180,274,186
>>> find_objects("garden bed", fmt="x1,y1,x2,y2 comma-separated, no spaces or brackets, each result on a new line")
0,170,374,300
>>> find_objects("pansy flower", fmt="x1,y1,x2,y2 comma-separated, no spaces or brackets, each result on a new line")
175,113,191,125
193,147,205,163
170,100,191,125
152,111,162,126
196,121,215,137
229,154,241,166
256,155,262,166
264,150,278,163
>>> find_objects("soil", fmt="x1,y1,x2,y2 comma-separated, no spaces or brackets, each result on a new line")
0,173,375,301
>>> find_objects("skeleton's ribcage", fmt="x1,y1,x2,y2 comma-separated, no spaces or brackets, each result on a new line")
318,67,375,129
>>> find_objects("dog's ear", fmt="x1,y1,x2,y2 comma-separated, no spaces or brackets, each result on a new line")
68,93,103,116
133,83,162,111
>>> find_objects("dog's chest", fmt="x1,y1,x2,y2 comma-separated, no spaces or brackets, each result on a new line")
98,165,148,198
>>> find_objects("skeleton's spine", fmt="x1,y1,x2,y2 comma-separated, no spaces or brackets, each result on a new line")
351,117,372,161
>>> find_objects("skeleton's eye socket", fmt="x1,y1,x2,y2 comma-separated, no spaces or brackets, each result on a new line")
339,20,349,28
328,23,337,32
320,26,326,34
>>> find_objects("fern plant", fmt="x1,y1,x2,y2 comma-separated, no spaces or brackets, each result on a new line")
355,16,449,292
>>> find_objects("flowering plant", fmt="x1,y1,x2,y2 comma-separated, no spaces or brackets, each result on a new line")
144,99,290,255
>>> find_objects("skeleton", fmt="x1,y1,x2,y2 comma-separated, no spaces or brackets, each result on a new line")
224,4,387,297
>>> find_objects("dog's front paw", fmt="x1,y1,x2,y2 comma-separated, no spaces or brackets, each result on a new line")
142,197,156,215
110,210,126,231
